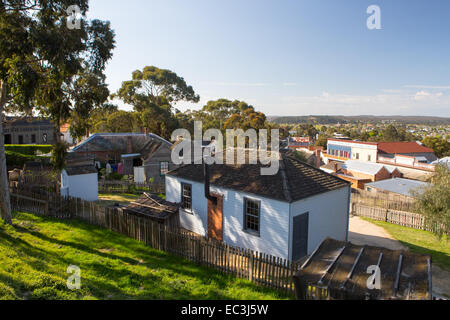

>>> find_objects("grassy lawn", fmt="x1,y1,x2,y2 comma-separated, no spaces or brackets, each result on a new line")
364,218,450,271
97,193,140,207
0,212,289,300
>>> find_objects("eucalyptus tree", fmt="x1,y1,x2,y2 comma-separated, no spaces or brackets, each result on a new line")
114,66,200,139
0,0,115,224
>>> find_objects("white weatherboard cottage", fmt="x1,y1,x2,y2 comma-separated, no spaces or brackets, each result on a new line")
165,152,351,261
61,165,99,201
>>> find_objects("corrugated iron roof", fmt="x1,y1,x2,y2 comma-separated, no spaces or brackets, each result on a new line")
124,193,179,220
294,238,432,300
365,178,429,197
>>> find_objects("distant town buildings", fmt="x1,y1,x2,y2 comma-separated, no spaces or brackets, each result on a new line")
321,138,439,188
287,136,313,149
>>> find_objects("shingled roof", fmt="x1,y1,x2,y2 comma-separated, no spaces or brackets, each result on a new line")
166,151,349,203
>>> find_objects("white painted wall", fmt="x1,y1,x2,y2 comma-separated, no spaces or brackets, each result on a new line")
61,170,98,201
351,146,377,162
289,186,350,259
134,166,146,183
166,175,291,258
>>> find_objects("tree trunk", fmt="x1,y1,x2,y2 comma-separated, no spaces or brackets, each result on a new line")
0,80,12,225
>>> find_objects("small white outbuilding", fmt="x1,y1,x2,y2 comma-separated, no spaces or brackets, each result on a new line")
61,165,99,201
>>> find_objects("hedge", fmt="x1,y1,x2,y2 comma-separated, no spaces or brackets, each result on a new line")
5,145,53,156
5,151,37,167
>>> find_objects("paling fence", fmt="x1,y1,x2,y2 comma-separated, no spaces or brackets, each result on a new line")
98,180,165,195
351,190,418,212
9,190,301,296
351,203,445,234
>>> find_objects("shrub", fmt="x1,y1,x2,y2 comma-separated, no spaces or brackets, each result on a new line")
106,172,124,181
5,145,53,156
6,151,37,167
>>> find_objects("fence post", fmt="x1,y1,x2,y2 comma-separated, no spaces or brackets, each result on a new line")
249,251,254,282
197,239,203,264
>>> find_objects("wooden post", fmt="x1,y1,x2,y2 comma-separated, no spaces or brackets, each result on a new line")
249,251,254,282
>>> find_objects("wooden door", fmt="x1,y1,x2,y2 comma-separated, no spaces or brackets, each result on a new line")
208,194,223,242
292,212,309,261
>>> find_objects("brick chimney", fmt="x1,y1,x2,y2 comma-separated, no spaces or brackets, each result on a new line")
127,136,133,154
315,150,321,168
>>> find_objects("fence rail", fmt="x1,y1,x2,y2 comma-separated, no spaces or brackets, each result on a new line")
98,180,165,194
9,190,300,296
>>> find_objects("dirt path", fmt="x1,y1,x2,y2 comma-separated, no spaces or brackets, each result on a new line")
348,215,450,298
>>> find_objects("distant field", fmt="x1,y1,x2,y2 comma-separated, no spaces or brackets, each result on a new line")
0,212,289,300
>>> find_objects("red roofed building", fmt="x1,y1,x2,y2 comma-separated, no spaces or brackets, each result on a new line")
377,142,434,155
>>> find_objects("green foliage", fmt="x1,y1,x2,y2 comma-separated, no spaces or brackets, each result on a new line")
113,66,200,110
4,145,53,156
5,151,37,167
381,125,416,142
413,165,450,239
422,136,450,158
0,212,288,300
51,142,68,172
106,172,124,181
315,134,329,148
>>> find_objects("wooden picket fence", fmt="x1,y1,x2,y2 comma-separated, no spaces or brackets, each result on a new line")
98,180,165,195
9,190,300,296
351,190,417,213
351,203,444,233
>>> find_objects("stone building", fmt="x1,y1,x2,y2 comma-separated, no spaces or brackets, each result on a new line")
3,117,56,145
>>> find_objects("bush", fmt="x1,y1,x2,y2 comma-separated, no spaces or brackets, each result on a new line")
5,145,53,156
106,172,124,181
6,151,37,167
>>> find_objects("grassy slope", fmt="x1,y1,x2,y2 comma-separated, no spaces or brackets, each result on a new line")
0,212,289,300
365,219,449,271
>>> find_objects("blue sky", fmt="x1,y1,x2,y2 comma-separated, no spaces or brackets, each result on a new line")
87,0,450,117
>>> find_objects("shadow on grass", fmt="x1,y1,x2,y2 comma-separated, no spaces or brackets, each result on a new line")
397,240,450,271
5,213,290,300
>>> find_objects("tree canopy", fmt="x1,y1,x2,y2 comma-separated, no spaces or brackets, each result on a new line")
413,165,450,239
0,0,115,224
113,66,200,112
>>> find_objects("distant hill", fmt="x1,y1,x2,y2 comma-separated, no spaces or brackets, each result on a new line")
267,115,450,125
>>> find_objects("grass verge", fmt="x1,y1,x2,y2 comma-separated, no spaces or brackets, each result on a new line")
0,211,289,300
364,218,449,271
